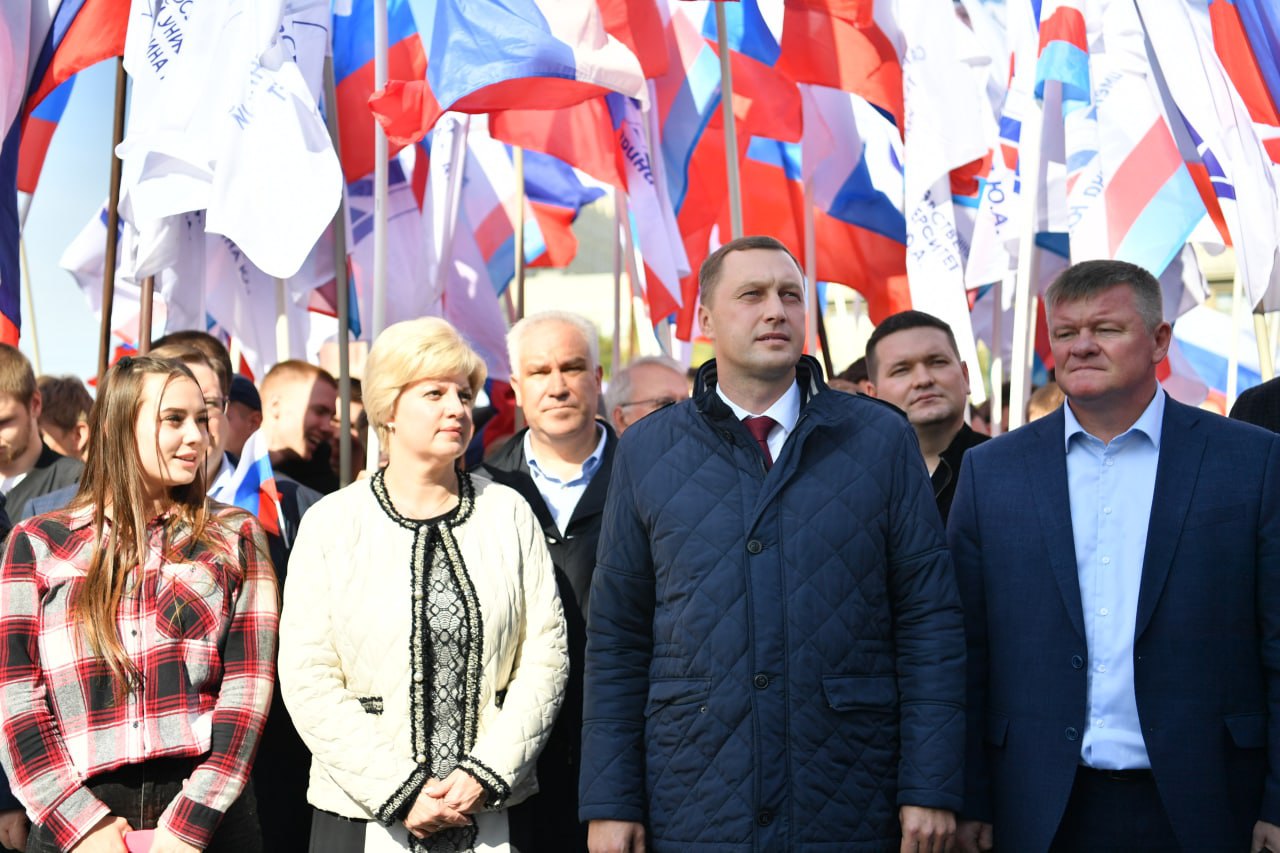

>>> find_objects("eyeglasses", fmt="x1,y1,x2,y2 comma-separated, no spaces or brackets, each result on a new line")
618,397,679,410
204,396,229,413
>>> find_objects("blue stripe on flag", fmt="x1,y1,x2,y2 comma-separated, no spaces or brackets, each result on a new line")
1113,168,1204,277
1036,41,1090,107
826,155,907,243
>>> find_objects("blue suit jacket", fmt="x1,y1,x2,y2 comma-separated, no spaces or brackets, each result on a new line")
948,397,1280,852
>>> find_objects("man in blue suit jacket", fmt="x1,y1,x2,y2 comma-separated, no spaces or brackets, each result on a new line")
949,259,1280,853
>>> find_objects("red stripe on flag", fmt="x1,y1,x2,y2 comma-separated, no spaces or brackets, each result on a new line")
1209,1,1280,141
24,0,128,121
0,314,18,347
16,118,57,194
1185,162,1231,247
599,0,670,79
491,99,625,189
528,201,580,268
339,37,426,181
1103,120,1182,256
473,205,513,260
776,0,903,129
1038,6,1088,55
369,78,445,148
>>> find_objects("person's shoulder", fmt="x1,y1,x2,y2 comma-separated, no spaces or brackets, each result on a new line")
275,472,324,514
485,428,529,473
1177,396,1279,445
1233,376,1280,408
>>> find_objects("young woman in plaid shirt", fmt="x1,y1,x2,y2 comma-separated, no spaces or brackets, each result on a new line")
0,356,278,853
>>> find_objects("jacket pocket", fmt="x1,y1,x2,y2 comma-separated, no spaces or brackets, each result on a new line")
1225,712,1266,748
985,712,1009,747
1184,504,1246,530
822,674,897,712
644,677,711,718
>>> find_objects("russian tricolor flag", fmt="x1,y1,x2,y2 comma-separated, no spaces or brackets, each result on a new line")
210,429,281,537
332,0,426,182
1208,0,1280,162
1035,0,1089,109
523,149,605,268
17,77,73,194
370,0,647,146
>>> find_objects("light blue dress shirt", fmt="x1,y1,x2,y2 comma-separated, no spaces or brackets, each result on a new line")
1064,386,1165,770
525,424,607,535
716,381,801,462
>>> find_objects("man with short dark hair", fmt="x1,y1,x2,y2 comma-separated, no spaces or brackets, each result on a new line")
36,376,93,460
582,235,966,852
866,310,987,521
260,360,339,494
0,345,82,522
950,259,1280,852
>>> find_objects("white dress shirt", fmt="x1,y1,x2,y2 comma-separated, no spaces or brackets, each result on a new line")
525,424,607,536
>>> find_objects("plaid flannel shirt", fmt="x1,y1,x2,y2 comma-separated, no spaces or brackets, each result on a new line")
0,504,278,851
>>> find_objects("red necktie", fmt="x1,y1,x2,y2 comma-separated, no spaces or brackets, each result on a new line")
743,415,778,470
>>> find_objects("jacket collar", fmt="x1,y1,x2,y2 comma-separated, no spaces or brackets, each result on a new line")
694,354,830,423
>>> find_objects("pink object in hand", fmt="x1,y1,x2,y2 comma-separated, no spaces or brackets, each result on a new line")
124,829,155,852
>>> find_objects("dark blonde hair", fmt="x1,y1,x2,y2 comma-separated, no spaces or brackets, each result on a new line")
69,356,226,693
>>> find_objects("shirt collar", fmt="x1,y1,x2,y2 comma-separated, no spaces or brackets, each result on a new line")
524,422,608,484
716,381,802,433
208,453,235,495
1064,385,1166,451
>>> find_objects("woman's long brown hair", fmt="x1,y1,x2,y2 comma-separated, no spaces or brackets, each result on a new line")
68,355,223,694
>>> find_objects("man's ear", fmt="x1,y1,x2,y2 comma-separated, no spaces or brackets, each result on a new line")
510,376,524,408
866,382,878,398
29,391,41,420
960,360,971,395
249,411,263,430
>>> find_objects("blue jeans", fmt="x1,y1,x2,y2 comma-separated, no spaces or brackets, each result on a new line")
26,757,261,853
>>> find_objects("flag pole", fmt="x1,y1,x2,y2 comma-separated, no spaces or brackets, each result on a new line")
612,188,624,373
1008,99,1043,431
322,54,354,485
802,179,819,358
274,277,291,360
98,56,128,381
434,115,470,314
990,274,1009,436
714,1,744,239
138,275,155,353
514,146,527,321
17,237,41,374
1227,266,1245,407
1255,312,1275,382
372,0,390,339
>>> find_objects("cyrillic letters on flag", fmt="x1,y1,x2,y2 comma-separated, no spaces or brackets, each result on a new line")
898,0,989,397
117,0,341,280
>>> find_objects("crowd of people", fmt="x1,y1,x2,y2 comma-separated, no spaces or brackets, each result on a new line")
0,236,1273,852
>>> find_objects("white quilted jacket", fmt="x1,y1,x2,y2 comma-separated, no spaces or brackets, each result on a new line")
278,471,569,822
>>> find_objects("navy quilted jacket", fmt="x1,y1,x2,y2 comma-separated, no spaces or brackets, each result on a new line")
580,357,966,852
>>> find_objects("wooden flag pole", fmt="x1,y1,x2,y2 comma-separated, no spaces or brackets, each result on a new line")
1255,312,1275,382
138,275,155,353
17,237,41,374
322,54,354,485
714,1,744,239
612,189,624,373
514,146,527,321
1008,97,1043,431
372,0,390,340
802,179,819,360
98,56,128,381
1227,267,1245,407
274,277,291,361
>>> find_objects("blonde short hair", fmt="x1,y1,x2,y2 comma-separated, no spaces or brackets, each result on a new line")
364,318,488,444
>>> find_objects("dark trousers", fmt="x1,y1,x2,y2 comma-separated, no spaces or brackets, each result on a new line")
26,757,261,853
1049,766,1179,853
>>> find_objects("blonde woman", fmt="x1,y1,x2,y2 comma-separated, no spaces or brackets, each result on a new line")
280,318,568,852
0,355,278,853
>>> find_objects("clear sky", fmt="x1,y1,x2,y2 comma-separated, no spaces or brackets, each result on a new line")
20,58,115,382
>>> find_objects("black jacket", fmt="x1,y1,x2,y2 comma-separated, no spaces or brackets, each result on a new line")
931,423,989,522
1231,375,1280,433
484,423,616,853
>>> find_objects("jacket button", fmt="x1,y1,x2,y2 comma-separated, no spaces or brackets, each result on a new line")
747,539,763,554
1071,655,1084,670
757,810,773,826
753,673,769,689
1065,727,1079,741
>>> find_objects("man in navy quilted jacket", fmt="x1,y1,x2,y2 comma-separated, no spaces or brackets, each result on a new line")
580,235,967,853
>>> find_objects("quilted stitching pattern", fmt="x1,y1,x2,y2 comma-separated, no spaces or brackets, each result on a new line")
582,362,966,851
